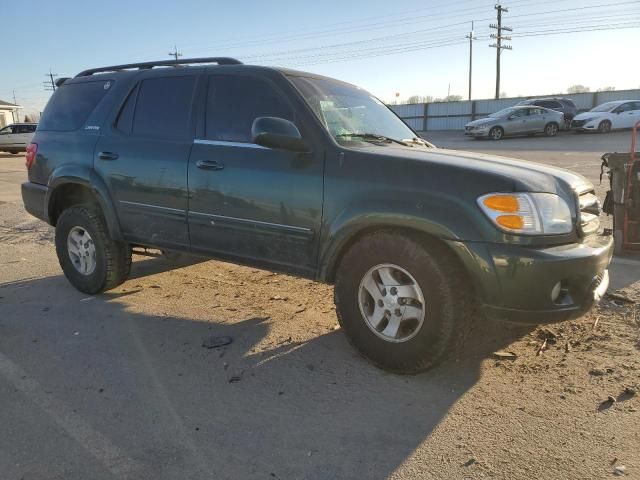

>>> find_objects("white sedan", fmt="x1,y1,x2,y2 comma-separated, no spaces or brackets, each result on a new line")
571,100,640,133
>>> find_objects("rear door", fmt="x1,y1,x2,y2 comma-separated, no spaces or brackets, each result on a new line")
187,72,324,275
94,71,199,249
526,107,547,132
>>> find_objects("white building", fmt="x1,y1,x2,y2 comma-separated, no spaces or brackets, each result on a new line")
0,100,21,128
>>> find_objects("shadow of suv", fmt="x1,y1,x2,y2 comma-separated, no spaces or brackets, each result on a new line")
21,57,613,373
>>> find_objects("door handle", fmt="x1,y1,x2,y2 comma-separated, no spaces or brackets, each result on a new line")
196,160,224,170
98,151,119,161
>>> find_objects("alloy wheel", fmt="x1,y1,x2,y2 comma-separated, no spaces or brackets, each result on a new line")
358,263,426,343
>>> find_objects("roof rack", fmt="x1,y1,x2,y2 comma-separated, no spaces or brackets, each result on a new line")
75,57,243,77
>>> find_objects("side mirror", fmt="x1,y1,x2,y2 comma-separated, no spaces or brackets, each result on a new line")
251,117,308,152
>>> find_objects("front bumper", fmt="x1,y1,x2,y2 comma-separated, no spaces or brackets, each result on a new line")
21,182,49,222
464,128,489,137
448,234,614,324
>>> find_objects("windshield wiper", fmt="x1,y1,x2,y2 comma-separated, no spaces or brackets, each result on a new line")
402,137,431,147
335,133,410,146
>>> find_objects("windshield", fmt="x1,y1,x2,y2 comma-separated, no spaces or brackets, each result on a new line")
288,75,417,144
489,107,516,118
590,102,620,112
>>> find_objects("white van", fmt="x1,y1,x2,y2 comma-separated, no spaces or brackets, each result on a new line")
0,123,37,153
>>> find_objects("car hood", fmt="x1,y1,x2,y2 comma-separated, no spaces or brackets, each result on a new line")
353,144,593,196
466,117,497,127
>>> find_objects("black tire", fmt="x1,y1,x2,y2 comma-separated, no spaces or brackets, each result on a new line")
489,126,504,141
598,120,611,134
544,122,559,137
334,231,474,374
55,205,131,294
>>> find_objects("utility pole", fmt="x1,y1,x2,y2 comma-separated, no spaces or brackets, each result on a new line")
465,21,477,101
12,90,17,105
168,45,182,61
43,69,58,92
490,4,512,99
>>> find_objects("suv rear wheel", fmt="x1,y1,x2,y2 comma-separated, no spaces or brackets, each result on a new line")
55,205,131,294
334,231,474,374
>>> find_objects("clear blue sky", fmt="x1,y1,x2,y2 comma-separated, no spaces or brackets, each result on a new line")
2,0,639,117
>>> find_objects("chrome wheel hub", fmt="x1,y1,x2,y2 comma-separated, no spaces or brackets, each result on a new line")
67,226,97,275
358,263,426,343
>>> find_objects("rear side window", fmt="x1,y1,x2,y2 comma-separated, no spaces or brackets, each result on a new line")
131,76,196,139
38,80,110,131
205,75,293,143
115,84,139,134
16,125,36,133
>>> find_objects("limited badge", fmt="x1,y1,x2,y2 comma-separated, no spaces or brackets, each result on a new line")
104,81,112,90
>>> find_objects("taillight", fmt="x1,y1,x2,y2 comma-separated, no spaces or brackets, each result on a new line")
25,143,38,170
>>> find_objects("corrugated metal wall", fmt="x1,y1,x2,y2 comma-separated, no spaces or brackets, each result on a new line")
389,89,640,132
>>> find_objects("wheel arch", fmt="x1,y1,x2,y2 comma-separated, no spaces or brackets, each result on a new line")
46,169,122,240
319,218,468,284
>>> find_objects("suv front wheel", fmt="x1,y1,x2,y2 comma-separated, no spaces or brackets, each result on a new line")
55,205,131,294
334,231,473,373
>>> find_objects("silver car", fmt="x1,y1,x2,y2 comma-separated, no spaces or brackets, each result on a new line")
0,123,37,153
464,106,563,140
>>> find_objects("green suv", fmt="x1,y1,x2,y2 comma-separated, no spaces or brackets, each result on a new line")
21,58,613,373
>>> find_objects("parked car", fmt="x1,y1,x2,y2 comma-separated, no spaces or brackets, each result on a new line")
571,100,640,133
464,105,564,140
21,58,612,373
517,97,578,128
0,123,37,153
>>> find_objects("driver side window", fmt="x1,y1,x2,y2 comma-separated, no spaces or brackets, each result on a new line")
205,75,294,143
0,126,15,135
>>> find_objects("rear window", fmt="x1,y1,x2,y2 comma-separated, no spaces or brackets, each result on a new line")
38,80,110,131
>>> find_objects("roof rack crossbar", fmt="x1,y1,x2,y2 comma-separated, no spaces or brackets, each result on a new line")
75,57,243,77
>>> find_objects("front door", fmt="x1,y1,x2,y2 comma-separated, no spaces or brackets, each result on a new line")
0,125,17,148
613,101,640,129
94,72,199,249
187,73,324,276
505,108,529,134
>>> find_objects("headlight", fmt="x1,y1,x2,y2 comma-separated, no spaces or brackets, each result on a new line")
478,192,573,235
580,117,595,123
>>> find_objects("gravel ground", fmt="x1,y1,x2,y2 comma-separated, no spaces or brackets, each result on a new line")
1,135,639,479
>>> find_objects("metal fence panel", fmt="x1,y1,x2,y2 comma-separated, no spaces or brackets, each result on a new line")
428,101,472,116
427,116,471,130
596,89,640,103
389,103,424,118
390,89,640,131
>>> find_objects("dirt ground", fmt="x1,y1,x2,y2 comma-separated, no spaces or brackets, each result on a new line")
1,132,639,479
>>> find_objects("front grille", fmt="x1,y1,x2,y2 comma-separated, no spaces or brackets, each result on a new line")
572,119,586,128
578,191,600,235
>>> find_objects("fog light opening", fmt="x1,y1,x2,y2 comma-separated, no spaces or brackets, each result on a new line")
551,280,571,305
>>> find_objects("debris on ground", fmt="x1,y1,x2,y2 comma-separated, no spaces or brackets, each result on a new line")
270,295,288,301
228,372,243,383
614,465,627,476
599,395,617,412
492,351,517,360
201,335,233,349
536,338,548,356
606,292,635,304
